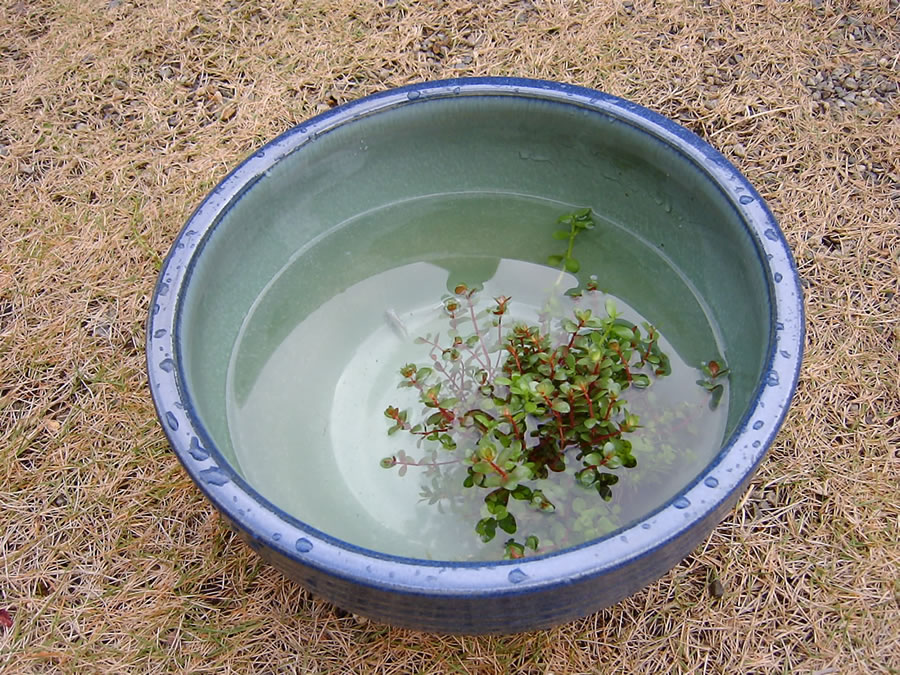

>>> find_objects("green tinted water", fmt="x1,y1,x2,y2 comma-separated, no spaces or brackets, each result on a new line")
225,193,728,561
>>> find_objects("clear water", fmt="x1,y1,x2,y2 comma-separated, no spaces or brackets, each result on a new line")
225,193,728,561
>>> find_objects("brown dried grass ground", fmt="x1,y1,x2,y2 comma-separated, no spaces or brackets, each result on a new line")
1,0,898,672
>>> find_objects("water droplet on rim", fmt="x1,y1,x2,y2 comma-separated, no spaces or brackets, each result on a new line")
752,440,761,448
272,533,282,541
153,303,160,315
774,272,783,283
752,420,764,430
703,477,719,488
406,90,421,100
780,350,791,358
158,282,170,296
673,496,691,509
188,436,209,461
153,328,167,339
295,538,313,553
739,195,754,205
508,569,528,584
199,466,229,486
764,229,779,241
641,522,651,530
165,411,178,430
159,358,175,373
766,370,780,386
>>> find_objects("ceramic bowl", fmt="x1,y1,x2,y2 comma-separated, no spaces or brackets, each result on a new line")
147,78,803,634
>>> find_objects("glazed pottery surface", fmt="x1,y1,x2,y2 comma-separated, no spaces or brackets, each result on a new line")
147,78,803,634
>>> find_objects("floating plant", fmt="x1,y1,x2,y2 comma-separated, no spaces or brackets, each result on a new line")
378,209,713,559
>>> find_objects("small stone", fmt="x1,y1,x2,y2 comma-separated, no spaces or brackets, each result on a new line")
845,77,858,90
733,142,747,158
709,578,725,598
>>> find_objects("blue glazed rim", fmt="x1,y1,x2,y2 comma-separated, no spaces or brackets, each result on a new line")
147,77,804,599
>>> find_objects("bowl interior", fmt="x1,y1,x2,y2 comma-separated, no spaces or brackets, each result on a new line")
175,93,772,558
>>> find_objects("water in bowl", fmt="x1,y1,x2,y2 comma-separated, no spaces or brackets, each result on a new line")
225,192,728,561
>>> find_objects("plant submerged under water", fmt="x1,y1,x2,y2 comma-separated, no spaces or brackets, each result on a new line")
380,208,684,559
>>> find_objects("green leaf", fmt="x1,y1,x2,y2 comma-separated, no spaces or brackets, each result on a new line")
474,413,492,428
552,229,572,240
494,376,513,386
503,540,525,559
476,517,497,542
632,373,651,388
583,452,604,466
709,384,725,410
547,254,563,267
551,399,571,414
564,257,580,273
525,535,539,550
511,464,533,481
498,513,517,534
613,325,636,341
488,503,508,519
574,308,592,322
577,468,596,487
511,485,533,501
605,298,618,318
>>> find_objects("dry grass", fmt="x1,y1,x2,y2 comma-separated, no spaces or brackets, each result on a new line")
1,0,898,672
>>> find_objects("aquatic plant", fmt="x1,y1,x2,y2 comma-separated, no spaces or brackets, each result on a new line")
381,209,678,558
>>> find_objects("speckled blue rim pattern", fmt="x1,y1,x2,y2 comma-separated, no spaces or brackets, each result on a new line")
146,78,804,634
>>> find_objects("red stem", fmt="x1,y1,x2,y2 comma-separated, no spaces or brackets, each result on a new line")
610,343,632,383
567,391,576,428
391,456,461,468
642,329,655,364
579,384,595,419
487,459,508,479
503,409,522,442
541,393,567,449
427,391,455,424
466,294,493,372
506,345,523,374
566,319,586,351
